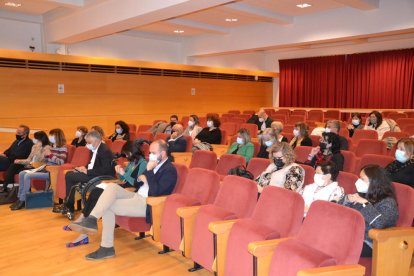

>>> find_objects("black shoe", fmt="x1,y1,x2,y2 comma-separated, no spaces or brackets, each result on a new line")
11,201,25,211
52,204,64,213
69,216,98,234
10,200,20,209
85,246,115,260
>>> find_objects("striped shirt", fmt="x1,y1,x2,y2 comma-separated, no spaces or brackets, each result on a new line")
46,146,68,165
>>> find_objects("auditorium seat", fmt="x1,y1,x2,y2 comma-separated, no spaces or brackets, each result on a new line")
153,119,166,125
243,110,255,115
249,200,365,276
228,110,241,115
220,122,238,137
395,118,414,130
287,115,306,125
127,123,136,133
177,175,257,271
387,112,408,121
337,171,358,194
137,124,152,133
246,158,271,179
172,162,189,194
294,146,312,164
283,124,294,134
299,164,315,186
264,108,275,115
215,154,246,179
402,124,414,136
181,116,190,128
154,132,169,141
189,150,217,171
136,132,154,142
110,139,127,154
252,141,260,157
207,113,219,118
128,131,136,141
240,123,258,138
307,110,324,122
209,186,304,276
351,129,378,147
183,135,192,152
354,139,387,157
199,116,207,128
325,110,340,120
355,154,394,174
382,131,409,140
281,132,294,142
220,129,228,145
340,150,357,174
114,216,151,241
291,109,307,116
271,114,287,124
274,109,290,117
339,128,349,138
236,114,251,121
309,135,321,146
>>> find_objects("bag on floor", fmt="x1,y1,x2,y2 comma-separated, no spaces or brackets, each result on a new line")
0,185,18,205
25,190,54,209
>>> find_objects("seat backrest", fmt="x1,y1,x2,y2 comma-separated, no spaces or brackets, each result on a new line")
357,154,394,173
252,141,260,157
387,112,407,121
180,168,220,204
288,115,306,125
352,129,378,145
66,144,76,163
129,131,136,141
181,116,190,128
299,164,315,186
337,171,358,194
291,110,307,116
136,132,154,142
307,110,324,122
393,182,414,227
382,131,409,140
243,110,255,115
110,139,127,154
253,186,304,237
309,135,321,147
246,158,271,178
294,146,313,164
214,175,257,218
220,129,227,145
215,154,246,176
341,150,356,173
189,150,217,170
325,110,340,120
154,133,169,141
221,122,238,137
172,162,189,194
183,135,193,152
70,146,91,167
228,110,241,115
402,124,414,135
299,200,365,264
281,132,294,142
199,117,207,128
355,139,387,157
240,123,258,138
271,114,286,124
137,124,152,133
128,123,137,133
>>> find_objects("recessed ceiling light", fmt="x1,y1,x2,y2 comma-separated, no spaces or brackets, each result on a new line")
5,2,21,7
225,18,238,22
296,3,312,8
174,30,184,34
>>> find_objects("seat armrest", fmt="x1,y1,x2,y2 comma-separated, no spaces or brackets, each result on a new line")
176,205,202,257
146,196,168,242
298,264,366,276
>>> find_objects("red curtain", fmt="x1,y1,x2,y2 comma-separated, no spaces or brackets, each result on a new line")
279,48,414,109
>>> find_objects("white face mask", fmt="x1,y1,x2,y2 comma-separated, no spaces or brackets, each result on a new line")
116,128,123,134
49,136,56,145
293,129,300,137
313,174,326,187
236,137,244,145
188,120,194,127
259,118,265,123
355,179,369,193
264,140,273,147
325,128,331,133
32,138,39,144
75,130,82,138
207,121,214,128
149,153,159,162
352,119,360,126
86,143,94,151
395,149,409,163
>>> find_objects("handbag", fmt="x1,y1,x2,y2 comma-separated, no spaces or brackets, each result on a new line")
0,185,18,205
25,171,54,209
228,165,254,180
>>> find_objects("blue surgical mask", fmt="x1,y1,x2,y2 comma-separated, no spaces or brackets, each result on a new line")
236,137,244,145
264,141,273,147
149,153,159,162
116,128,123,134
395,150,409,163
86,143,94,151
207,121,214,128
49,136,56,145
352,119,360,126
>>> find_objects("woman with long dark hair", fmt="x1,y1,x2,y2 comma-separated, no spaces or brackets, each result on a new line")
364,111,391,140
109,120,130,141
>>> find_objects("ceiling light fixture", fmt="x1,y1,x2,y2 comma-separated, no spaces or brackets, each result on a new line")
5,2,21,7
174,30,184,34
296,3,311,8
225,18,238,22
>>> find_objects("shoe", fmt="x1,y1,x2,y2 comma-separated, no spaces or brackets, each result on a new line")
11,201,25,211
52,204,64,213
62,225,72,231
69,216,98,234
10,200,20,209
66,211,75,221
85,246,115,260
0,188,8,194
66,237,89,248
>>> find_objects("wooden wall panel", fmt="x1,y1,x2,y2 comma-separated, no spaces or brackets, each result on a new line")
0,68,272,151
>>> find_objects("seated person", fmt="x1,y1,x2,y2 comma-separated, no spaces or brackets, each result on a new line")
108,121,130,142
69,140,177,260
347,113,364,137
271,121,288,143
0,125,33,193
257,128,277,159
64,139,148,247
326,120,349,150
13,131,50,167
226,128,254,162
290,122,312,149
167,124,187,155
385,138,414,188
193,115,222,150
149,115,179,135
247,108,272,134
91,126,105,139
305,132,344,171
256,142,304,193
62,130,116,220
11,129,68,210
339,165,398,257
183,115,203,140
364,111,391,140
71,126,88,147
300,161,344,215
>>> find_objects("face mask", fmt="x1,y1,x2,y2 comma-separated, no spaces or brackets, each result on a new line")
370,118,377,125
264,141,273,147
49,136,56,145
293,129,300,137
116,128,123,134
32,138,38,144
86,143,94,151
75,131,82,138
188,121,194,127
207,121,214,128
395,149,409,163
355,179,369,193
319,142,327,150
273,158,285,169
325,128,331,133
236,137,244,145
313,174,326,187
170,121,177,127
16,134,23,141
259,118,264,123
352,119,360,126
149,153,159,162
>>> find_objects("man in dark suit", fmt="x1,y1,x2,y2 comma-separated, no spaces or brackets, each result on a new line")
63,130,115,218
167,124,187,155
247,109,273,135
0,125,33,192
69,139,177,260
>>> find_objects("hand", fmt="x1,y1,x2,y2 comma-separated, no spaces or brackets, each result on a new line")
115,165,125,176
347,193,368,204
170,132,177,139
14,159,22,164
75,166,87,174
147,160,158,171
0,153,5,157
310,146,320,156
194,139,200,144
347,124,354,130
43,148,51,156
138,174,147,185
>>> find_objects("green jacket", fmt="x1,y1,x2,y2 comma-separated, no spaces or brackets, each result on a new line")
226,142,254,163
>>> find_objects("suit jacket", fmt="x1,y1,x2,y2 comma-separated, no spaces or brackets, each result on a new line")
168,135,187,154
247,115,273,132
142,160,177,223
4,138,33,162
86,143,116,178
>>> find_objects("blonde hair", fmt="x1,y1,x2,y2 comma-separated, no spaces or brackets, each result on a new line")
398,138,414,158
268,142,296,165
271,121,284,136
238,128,251,144
49,128,66,147
261,128,276,144
295,122,309,137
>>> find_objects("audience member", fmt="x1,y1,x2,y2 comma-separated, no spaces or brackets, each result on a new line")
257,128,277,159
91,126,105,138
71,126,88,147
183,115,203,140
306,132,344,171
226,128,254,162
385,138,414,188
69,140,177,260
256,142,304,193
271,121,288,142
326,120,349,150
167,124,187,155
193,115,222,150
347,113,364,137
290,122,312,149
0,125,33,193
300,161,344,215
247,108,272,134
339,165,398,257
13,131,50,167
108,121,130,142
148,115,179,135
11,129,68,210
364,111,391,140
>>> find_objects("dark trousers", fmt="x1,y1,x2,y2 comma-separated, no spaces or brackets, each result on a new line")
360,242,372,257
65,171,93,212
82,187,104,217
3,163,25,189
0,156,10,171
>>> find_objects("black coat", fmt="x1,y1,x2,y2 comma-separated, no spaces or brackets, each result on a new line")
86,143,116,177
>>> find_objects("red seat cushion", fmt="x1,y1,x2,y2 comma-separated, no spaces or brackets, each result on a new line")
358,257,372,276
114,216,151,233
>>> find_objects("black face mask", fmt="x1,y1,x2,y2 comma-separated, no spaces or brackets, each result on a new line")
273,158,285,169
319,142,327,150
16,134,23,141
170,121,177,127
